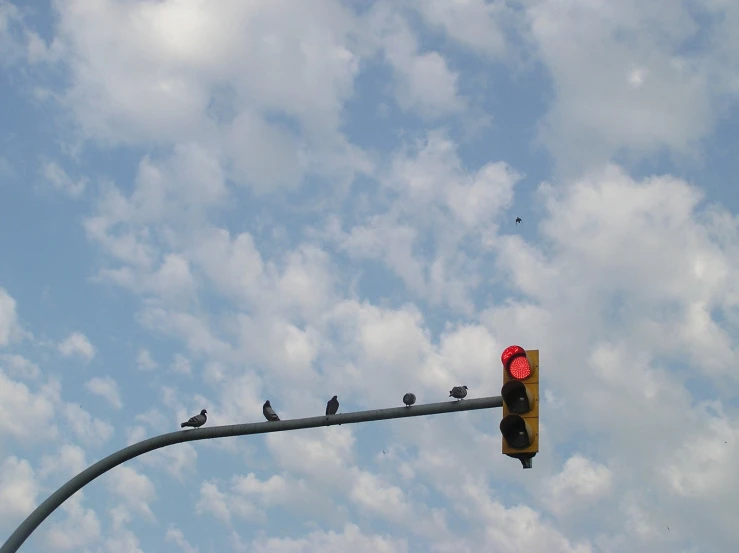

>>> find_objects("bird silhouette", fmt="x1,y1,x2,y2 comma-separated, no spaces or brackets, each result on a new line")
515,217,522,225
263,400,280,422
449,386,468,400
181,409,207,428
326,395,339,415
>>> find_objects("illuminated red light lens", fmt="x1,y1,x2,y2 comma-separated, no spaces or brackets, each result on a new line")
508,356,532,380
501,345,531,380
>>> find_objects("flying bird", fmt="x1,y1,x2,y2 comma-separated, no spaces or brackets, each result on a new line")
515,217,522,225
326,395,339,416
263,400,280,422
181,409,207,428
403,393,416,407
449,386,468,400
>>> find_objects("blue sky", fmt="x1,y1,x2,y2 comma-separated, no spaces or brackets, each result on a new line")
2,1,739,552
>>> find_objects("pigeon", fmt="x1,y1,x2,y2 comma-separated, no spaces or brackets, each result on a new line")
263,400,280,422
326,395,339,416
449,386,468,400
403,393,416,407
515,217,522,225
181,409,207,428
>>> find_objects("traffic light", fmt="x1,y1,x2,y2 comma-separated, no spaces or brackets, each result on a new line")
500,345,539,469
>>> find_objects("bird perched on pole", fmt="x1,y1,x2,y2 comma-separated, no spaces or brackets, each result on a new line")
263,400,280,422
326,395,339,415
515,217,522,225
403,393,416,407
449,386,468,400
181,409,207,428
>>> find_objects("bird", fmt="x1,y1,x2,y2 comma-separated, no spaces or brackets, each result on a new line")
326,395,339,416
403,393,416,407
515,217,522,225
449,386,468,400
263,400,280,422
181,409,207,428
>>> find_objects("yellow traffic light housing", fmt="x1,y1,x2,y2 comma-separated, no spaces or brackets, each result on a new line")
500,346,539,469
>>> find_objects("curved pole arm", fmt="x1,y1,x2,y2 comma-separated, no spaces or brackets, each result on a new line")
1,395,502,553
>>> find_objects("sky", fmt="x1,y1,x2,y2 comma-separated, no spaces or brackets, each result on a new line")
1,1,739,552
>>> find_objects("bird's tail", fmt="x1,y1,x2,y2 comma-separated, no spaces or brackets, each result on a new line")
180,422,188,428
275,416,280,421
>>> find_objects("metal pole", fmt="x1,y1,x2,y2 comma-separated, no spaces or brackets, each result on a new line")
0,396,501,553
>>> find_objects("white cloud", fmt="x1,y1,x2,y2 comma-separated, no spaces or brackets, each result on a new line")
137,307,232,358
105,465,157,522
349,470,412,521
543,455,614,516
41,161,87,198
364,4,464,119
136,349,158,371
249,523,408,553
525,0,720,171
51,0,368,192
0,287,21,347
139,442,198,480
331,130,519,313
0,456,40,522
0,370,58,442
268,427,356,488
196,481,234,525
5,2,739,552
57,332,95,363
0,0,23,65
170,353,191,374
412,0,509,58
165,526,198,553
61,403,114,445
0,353,41,380
85,376,123,409
43,491,101,551
39,444,88,481
101,528,145,553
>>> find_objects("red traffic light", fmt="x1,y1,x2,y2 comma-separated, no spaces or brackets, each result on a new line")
501,345,532,380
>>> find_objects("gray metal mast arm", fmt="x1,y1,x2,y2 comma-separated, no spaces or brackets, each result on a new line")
1,396,501,553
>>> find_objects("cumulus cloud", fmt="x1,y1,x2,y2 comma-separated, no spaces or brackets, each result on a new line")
524,0,736,172
0,370,59,441
170,353,191,374
105,466,157,523
0,456,40,522
249,523,408,553
0,353,41,380
0,287,21,347
85,376,123,409
43,491,101,551
39,444,88,481
3,2,739,552
363,3,464,119
543,455,614,517
136,349,158,371
60,403,114,446
165,526,198,553
41,161,87,198
412,0,509,58
57,332,95,363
